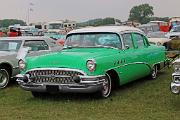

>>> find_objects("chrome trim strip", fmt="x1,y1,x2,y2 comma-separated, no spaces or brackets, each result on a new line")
79,75,105,78
32,75,72,78
106,62,152,72
26,68,87,75
106,61,166,73
13,66,19,69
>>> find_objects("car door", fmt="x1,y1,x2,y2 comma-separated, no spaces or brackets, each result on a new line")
116,32,150,85
114,32,141,85
131,32,151,77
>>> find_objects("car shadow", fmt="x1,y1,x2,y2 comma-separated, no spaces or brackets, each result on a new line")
25,68,171,101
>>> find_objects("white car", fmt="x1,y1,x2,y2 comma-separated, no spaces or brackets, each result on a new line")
0,36,61,88
147,32,171,49
165,25,180,39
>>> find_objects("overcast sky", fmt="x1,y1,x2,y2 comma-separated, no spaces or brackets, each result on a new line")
0,0,179,23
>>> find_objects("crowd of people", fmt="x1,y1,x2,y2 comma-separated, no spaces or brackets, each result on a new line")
0,27,22,37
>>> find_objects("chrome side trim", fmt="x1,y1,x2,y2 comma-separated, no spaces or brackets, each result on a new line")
106,61,166,73
106,62,152,72
79,75,105,78
13,66,19,69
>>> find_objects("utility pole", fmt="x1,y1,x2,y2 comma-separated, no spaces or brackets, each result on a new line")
27,2,34,25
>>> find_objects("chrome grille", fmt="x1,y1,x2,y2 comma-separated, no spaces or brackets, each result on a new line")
26,69,84,84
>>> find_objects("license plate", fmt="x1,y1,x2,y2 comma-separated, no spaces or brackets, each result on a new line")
46,85,59,93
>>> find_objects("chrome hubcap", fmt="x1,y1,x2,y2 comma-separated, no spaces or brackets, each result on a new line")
0,70,8,86
101,74,111,97
102,79,109,95
152,66,157,78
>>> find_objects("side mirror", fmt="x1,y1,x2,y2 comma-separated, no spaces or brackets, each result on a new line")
125,45,130,49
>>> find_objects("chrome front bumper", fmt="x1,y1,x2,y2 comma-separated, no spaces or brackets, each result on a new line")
171,73,180,94
17,74,106,93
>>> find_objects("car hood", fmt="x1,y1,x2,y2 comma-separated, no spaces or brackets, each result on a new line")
148,38,171,44
25,48,119,72
166,32,180,37
0,51,17,57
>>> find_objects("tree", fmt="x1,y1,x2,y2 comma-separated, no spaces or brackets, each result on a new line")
77,17,117,27
0,19,26,28
128,4,154,24
150,17,169,22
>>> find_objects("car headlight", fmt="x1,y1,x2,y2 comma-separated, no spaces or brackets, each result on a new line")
86,59,96,72
18,59,26,70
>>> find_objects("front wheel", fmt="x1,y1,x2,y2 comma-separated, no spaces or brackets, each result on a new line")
97,74,112,98
0,69,10,88
151,65,158,79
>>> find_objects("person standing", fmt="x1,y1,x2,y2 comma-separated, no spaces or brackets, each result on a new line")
7,27,18,37
17,28,22,36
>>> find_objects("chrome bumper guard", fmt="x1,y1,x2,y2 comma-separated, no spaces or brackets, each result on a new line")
171,74,180,94
16,74,106,93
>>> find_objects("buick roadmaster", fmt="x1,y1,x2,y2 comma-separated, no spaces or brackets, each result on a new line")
17,26,168,98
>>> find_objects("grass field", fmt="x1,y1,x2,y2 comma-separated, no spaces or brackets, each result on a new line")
0,67,180,120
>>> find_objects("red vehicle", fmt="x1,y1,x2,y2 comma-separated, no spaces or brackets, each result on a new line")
150,21,169,32
7,27,18,37
56,39,65,46
0,31,4,37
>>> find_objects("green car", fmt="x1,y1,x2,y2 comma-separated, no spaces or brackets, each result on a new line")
17,26,168,98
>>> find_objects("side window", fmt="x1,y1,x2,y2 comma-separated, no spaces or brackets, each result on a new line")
122,33,134,48
23,40,49,51
133,33,145,48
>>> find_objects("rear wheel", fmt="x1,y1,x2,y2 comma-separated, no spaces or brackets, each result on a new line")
151,65,158,79
97,74,112,98
0,68,10,88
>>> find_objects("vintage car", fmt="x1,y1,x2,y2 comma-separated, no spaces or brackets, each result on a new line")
171,58,180,94
0,36,61,88
147,32,171,47
165,25,180,39
17,26,168,98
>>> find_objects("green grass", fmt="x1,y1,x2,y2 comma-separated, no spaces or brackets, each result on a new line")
0,67,180,120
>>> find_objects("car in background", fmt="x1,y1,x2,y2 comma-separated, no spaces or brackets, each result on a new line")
147,31,171,47
21,28,43,36
0,36,61,88
17,26,168,98
138,23,160,34
44,31,66,40
165,25,180,39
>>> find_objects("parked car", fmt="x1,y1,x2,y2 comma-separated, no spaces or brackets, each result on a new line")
171,58,180,94
138,23,160,34
147,32,171,48
17,26,168,98
165,25,180,39
0,36,61,88
44,31,66,40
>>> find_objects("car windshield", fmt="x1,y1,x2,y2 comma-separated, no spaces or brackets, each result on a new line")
65,33,122,49
0,40,22,51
